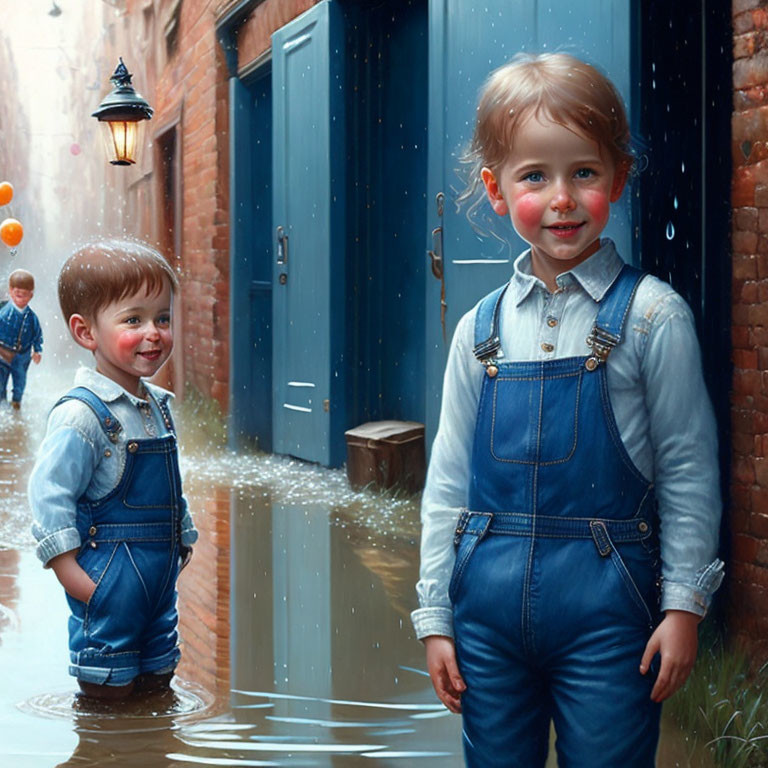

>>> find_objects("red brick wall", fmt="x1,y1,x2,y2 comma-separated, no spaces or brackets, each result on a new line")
730,0,768,657
237,0,319,68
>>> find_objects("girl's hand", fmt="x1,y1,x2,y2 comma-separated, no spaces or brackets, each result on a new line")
639,609,699,702
424,635,466,713
49,550,97,603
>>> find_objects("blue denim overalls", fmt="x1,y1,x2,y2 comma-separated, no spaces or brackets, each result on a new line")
0,348,31,402
59,386,183,686
451,266,662,767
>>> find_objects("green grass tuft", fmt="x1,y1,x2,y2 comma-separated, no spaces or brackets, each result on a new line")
667,630,768,767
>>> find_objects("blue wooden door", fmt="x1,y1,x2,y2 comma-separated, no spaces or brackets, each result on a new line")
272,1,346,466
425,0,633,441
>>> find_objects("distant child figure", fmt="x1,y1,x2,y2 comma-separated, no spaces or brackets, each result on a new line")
28,239,197,700
412,53,724,767
0,269,43,409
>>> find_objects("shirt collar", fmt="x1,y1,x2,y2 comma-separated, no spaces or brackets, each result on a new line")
508,238,625,305
73,367,173,407
10,301,27,313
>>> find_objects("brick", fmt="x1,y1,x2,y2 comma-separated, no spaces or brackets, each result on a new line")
734,348,760,369
734,534,761,563
734,325,751,348
732,494,753,527
735,455,757,485
736,206,760,230
736,32,757,59
735,0,763,14
757,457,768,486
752,488,768,516
742,280,760,303
734,369,763,395
755,8,768,30
735,429,757,455
734,252,759,278
750,325,768,345
735,11,757,36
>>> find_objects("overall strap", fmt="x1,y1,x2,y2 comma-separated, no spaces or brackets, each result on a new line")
586,264,647,371
144,387,176,436
54,386,122,442
472,283,510,362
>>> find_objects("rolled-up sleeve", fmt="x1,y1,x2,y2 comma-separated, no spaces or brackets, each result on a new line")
411,312,482,640
28,415,99,567
641,293,724,616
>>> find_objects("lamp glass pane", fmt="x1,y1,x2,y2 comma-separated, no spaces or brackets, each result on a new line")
98,119,146,165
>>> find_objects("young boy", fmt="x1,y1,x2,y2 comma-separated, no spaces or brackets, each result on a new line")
29,239,197,700
412,53,723,766
0,269,43,409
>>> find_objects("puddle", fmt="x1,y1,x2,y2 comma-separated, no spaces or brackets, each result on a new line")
0,373,716,766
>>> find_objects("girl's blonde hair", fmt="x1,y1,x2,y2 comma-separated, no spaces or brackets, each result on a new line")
459,52,633,209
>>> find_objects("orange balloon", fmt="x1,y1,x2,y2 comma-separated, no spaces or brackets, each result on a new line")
0,182,12,206
0,218,23,248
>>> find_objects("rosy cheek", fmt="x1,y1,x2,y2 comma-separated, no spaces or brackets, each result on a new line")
582,190,610,223
116,332,142,353
511,193,544,230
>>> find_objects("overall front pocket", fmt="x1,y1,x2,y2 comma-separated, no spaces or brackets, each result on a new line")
606,541,660,630
449,531,485,604
490,370,582,464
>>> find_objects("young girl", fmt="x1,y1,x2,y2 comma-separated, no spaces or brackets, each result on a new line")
412,53,723,766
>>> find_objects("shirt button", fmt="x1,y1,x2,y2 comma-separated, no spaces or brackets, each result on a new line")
104,449,112,458
547,317,558,327
541,342,554,353
127,442,139,453
89,526,97,536
90,541,98,549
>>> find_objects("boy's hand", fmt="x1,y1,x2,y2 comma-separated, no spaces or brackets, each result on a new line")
424,635,466,713
32,352,41,364
179,546,193,571
639,609,699,702
49,550,97,603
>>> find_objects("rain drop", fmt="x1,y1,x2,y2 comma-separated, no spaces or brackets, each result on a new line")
673,196,678,210
665,221,675,240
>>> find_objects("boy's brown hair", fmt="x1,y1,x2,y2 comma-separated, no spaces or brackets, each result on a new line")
9,269,34,291
58,239,179,323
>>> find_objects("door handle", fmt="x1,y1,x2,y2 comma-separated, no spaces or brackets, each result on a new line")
428,225,443,280
276,225,289,265
427,192,447,342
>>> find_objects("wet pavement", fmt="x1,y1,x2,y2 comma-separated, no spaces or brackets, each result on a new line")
0,370,713,767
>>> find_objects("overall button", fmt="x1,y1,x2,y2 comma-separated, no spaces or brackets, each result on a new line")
88,526,97,536
104,417,112,427
638,521,649,533
547,316,558,327
127,442,139,453
541,342,554,353
104,449,112,458
90,541,98,549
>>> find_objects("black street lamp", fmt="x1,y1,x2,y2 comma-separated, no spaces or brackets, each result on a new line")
92,58,153,166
